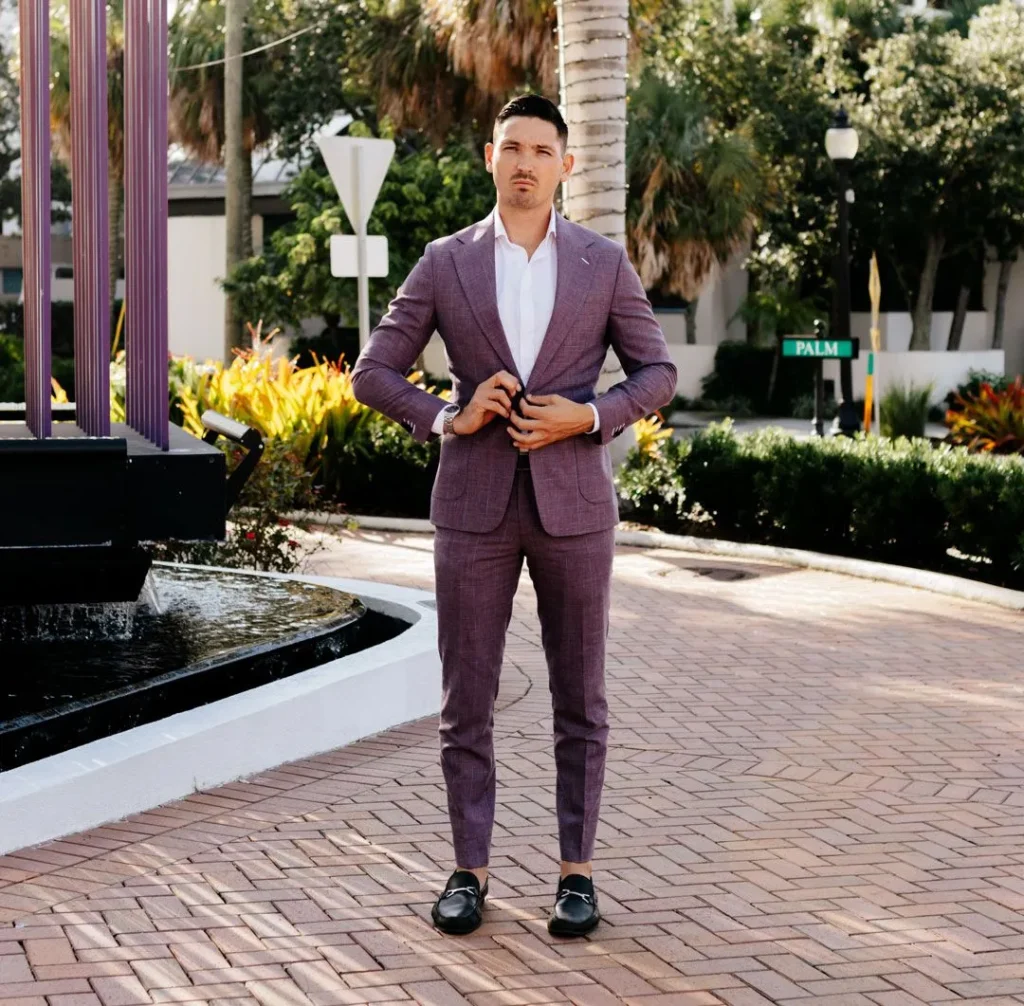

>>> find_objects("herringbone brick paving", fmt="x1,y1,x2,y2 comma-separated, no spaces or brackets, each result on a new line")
2,530,1023,1006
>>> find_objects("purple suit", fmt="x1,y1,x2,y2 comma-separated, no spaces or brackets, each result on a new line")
352,212,676,867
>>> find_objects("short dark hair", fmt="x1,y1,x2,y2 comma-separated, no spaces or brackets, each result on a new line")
494,94,568,151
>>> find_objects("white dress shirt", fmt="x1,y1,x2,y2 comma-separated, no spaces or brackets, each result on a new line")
432,205,600,435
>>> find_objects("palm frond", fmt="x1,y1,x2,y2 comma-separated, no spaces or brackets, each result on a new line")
626,69,764,299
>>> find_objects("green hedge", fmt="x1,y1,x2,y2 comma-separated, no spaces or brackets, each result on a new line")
617,423,1024,590
700,340,819,415
0,334,75,401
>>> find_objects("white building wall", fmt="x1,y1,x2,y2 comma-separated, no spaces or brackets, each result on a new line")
168,214,263,363
168,216,227,362
983,255,1024,380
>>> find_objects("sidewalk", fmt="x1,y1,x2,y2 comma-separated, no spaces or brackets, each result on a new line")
1,531,1022,1006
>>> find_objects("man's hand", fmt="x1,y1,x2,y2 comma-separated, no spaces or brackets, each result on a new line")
508,394,595,451
451,370,520,436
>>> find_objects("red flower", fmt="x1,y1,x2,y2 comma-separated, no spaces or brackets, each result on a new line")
278,518,291,527
246,532,256,540
288,539,299,550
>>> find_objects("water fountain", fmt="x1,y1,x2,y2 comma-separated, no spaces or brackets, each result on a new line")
0,0,440,855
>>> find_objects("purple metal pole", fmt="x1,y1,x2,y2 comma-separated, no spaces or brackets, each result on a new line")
70,0,111,437
18,0,52,438
124,0,169,449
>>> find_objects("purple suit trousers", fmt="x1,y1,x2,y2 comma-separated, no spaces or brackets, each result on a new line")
352,212,677,867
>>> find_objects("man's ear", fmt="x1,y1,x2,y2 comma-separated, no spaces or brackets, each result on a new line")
484,141,494,173
561,151,575,182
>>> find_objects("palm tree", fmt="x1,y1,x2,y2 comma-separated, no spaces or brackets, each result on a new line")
626,69,763,343
168,0,277,260
352,0,530,148
49,0,126,311
359,0,662,205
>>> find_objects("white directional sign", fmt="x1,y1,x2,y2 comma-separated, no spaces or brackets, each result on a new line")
316,136,396,348
330,235,389,277
317,136,395,232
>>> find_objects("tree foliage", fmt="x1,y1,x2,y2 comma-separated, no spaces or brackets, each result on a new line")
225,131,495,335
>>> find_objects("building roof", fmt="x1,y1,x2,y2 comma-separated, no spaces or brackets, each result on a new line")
167,112,353,201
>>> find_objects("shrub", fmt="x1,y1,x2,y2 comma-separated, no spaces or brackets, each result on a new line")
288,325,359,369
174,348,370,478
147,442,325,573
320,408,439,518
0,301,122,361
617,421,1024,589
700,340,818,415
880,382,932,439
946,369,1011,411
173,348,446,517
946,377,1024,454
790,392,838,421
0,334,75,403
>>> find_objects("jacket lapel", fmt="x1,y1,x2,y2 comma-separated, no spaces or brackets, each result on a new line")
527,216,598,391
450,218,521,381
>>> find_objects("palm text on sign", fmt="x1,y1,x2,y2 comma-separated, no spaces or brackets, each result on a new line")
782,338,859,359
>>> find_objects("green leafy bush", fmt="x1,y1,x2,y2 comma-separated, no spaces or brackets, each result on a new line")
0,301,122,360
700,341,820,416
617,422,1024,589
148,442,324,573
319,408,439,518
0,333,75,402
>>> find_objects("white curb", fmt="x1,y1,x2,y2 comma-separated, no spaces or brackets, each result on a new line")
286,511,1024,614
0,573,441,855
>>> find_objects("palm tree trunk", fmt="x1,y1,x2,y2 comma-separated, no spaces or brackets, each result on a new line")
685,298,698,345
242,145,253,259
556,0,627,243
108,169,123,337
224,0,248,358
993,256,1014,349
946,283,970,351
557,0,628,389
910,232,944,351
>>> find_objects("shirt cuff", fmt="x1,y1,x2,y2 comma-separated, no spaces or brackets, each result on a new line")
431,405,451,435
588,402,600,434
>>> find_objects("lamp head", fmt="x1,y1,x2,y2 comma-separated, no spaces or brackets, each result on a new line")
825,107,859,161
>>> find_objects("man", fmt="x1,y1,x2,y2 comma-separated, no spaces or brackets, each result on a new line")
351,94,677,937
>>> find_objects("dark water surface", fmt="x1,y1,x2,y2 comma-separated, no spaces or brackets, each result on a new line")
0,566,405,770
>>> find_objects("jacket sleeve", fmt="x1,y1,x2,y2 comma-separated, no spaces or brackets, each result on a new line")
590,246,678,445
350,242,447,443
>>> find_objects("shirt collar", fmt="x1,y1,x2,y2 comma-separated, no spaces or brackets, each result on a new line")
493,204,558,244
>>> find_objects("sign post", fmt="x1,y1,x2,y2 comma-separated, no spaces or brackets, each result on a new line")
316,136,396,350
864,252,882,433
782,322,860,437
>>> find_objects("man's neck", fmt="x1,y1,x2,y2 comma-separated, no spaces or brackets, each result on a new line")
497,201,553,258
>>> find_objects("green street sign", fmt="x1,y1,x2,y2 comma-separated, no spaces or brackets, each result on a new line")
782,337,859,360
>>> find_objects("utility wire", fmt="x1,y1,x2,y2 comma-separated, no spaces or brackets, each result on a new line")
171,17,329,72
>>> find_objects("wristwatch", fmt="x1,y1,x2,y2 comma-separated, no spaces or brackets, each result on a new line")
441,404,460,436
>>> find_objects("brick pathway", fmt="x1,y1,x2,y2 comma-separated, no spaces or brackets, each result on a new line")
2,531,1024,1006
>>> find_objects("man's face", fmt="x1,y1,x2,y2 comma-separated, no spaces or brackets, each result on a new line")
485,116,573,210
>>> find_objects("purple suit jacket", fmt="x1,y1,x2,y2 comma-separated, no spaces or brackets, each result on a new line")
351,212,678,537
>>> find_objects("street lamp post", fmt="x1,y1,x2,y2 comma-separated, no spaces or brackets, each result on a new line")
825,108,860,435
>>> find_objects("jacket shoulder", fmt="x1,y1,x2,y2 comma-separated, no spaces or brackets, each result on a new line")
429,218,488,256
559,217,625,261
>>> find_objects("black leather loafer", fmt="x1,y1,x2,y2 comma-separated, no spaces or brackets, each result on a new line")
547,873,600,936
431,869,488,934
